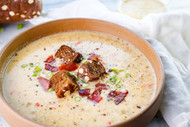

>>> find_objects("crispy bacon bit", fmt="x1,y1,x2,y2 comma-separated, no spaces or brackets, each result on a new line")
37,76,50,91
88,95,103,104
88,53,101,61
115,92,128,105
35,103,40,107
75,41,82,45
107,90,128,105
95,83,109,90
10,91,14,95
79,89,91,97
95,86,103,94
88,87,103,104
44,55,56,64
88,53,103,64
45,64,59,72
59,62,78,71
107,90,118,101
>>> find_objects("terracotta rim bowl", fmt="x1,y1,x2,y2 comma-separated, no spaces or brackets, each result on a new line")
0,18,164,127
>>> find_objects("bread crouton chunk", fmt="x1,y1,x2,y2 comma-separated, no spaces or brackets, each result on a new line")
50,70,78,98
78,57,106,82
55,45,83,64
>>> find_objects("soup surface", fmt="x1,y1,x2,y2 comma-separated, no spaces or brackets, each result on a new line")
2,31,156,127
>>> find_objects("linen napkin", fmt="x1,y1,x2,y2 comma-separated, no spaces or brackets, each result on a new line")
29,0,190,127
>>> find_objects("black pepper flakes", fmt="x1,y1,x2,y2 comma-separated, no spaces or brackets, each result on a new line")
108,69,112,72
29,77,32,81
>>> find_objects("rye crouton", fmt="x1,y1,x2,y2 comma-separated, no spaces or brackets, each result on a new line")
55,45,83,64
78,57,106,82
50,70,78,98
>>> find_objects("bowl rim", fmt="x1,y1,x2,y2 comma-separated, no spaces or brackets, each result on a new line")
0,18,165,127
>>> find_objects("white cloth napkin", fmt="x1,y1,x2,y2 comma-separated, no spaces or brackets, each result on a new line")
30,0,190,126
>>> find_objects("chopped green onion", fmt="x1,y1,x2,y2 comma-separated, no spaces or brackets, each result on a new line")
34,66,42,72
116,83,122,88
46,72,55,78
17,24,23,29
105,80,110,84
120,70,125,72
125,73,131,78
69,72,79,81
110,74,117,83
82,83,89,88
111,68,120,73
74,96,81,102
69,72,74,76
32,72,40,77
29,63,34,67
81,80,86,83
81,60,88,63
115,78,122,84
0,27,4,32
21,64,28,68
75,77,79,81
48,88,53,92
111,68,126,74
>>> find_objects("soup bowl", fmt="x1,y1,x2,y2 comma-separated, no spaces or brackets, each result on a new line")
0,18,164,127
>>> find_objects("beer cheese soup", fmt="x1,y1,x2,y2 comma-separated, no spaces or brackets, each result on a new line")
2,31,156,127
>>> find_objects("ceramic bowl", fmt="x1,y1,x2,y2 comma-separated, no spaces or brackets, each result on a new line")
0,19,164,127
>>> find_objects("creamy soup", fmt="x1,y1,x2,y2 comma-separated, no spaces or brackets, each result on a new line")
2,31,156,127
